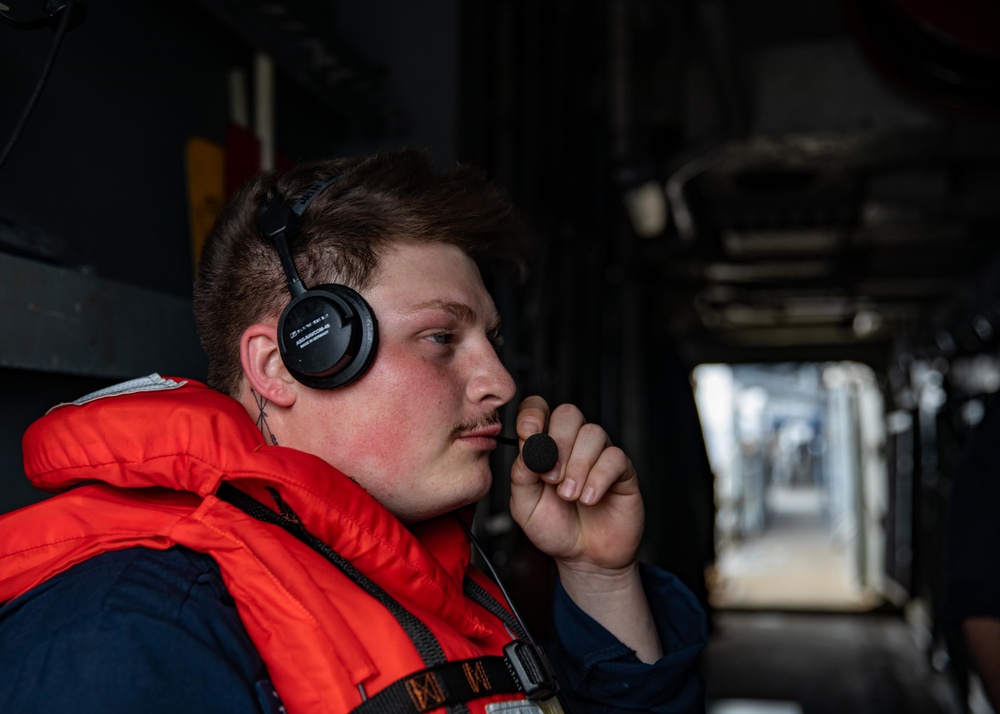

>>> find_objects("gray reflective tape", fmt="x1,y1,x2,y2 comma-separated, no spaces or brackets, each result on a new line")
49,373,187,413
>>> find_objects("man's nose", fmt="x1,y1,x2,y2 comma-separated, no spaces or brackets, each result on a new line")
468,341,516,406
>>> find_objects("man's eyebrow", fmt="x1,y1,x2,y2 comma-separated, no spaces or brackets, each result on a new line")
409,299,501,331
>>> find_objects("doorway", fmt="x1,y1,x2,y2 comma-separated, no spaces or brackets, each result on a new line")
693,362,887,611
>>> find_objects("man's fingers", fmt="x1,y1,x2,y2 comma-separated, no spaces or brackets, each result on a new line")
578,447,636,505
515,395,550,438
556,423,609,500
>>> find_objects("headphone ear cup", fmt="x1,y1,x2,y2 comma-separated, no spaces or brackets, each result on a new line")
277,284,379,389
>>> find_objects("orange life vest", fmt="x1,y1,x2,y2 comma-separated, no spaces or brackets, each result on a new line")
0,377,539,713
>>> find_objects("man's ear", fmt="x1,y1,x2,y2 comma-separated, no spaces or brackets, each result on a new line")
240,324,297,407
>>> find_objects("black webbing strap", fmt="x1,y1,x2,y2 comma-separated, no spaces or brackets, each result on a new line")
350,656,521,714
463,577,528,641
214,482,469,714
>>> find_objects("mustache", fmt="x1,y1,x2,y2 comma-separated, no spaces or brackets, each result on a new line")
451,409,503,438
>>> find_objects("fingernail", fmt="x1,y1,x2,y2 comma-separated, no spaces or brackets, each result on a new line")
581,486,596,505
521,420,541,435
558,478,576,499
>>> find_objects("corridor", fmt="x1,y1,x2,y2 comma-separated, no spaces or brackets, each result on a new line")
710,484,876,611
702,610,962,714
701,481,967,714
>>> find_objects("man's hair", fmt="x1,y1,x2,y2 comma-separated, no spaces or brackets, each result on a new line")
193,149,525,397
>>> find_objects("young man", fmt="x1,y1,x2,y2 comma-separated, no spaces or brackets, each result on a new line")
0,151,706,713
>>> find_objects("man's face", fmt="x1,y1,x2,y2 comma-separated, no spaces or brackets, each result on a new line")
288,242,517,522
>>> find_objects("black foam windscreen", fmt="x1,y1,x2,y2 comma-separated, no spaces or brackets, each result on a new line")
521,433,559,474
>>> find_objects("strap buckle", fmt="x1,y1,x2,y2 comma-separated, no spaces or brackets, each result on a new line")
503,640,560,701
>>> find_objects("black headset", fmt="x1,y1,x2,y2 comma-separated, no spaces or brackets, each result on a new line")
257,174,379,390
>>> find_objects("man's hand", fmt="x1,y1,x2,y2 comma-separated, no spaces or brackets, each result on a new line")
508,395,662,663
509,396,643,573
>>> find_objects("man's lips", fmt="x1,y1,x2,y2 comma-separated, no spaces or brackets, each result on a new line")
455,424,503,446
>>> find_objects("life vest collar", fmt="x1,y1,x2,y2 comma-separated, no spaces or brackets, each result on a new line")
21,377,492,639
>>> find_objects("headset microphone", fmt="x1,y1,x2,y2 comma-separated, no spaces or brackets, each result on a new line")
497,433,559,473
258,174,379,390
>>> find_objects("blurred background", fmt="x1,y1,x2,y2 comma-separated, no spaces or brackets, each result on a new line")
2,1,999,712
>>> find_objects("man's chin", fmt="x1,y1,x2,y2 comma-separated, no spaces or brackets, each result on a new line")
441,476,494,518
394,477,493,524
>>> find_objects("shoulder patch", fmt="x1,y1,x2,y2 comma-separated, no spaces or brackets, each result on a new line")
49,373,188,413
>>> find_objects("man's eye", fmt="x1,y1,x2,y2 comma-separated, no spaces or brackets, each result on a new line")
428,331,454,345
489,332,504,349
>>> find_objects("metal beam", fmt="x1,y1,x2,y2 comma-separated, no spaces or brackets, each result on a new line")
0,253,206,380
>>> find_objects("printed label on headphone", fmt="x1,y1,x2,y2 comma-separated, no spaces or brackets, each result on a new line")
290,312,331,349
